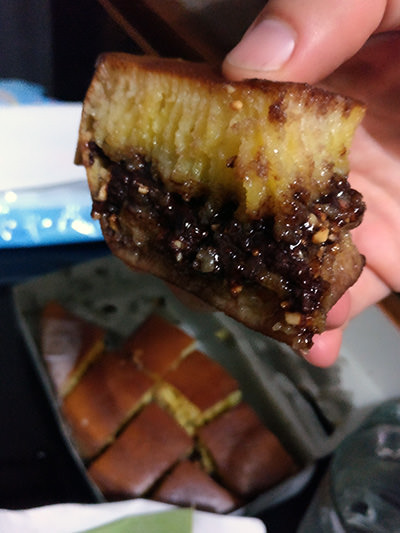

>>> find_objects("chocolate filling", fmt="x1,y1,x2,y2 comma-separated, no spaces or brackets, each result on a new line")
90,143,364,317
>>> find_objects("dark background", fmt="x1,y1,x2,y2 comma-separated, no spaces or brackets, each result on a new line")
0,0,142,102
0,0,266,101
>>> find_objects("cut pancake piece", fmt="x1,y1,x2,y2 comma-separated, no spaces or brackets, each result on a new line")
88,403,193,499
152,459,239,514
41,301,105,398
61,350,154,460
77,53,366,351
125,314,196,379
155,349,241,433
197,402,297,498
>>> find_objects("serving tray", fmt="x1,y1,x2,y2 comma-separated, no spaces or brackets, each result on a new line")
12,255,400,515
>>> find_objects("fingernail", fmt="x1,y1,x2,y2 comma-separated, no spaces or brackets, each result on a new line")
225,18,296,73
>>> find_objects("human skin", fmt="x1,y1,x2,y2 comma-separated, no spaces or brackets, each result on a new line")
223,0,400,366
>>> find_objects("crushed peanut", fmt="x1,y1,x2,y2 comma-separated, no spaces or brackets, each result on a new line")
172,239,183,249
230,100,243,111
284,312,302,326
97,183,108,201
307,213,318,228
138,184,150,195
312,227,330,244
109,214,118,232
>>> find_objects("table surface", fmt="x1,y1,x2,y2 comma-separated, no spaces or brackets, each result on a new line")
0,242,326,532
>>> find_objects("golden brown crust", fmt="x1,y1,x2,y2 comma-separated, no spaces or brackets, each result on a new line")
151,459,239,513
94,52,222,83
160,350,240,412
155,349,242,433
88,52,362,114
87,403,193,498
41,301,105,397
197,402,297,497
61,350,154,460
124,314,195,378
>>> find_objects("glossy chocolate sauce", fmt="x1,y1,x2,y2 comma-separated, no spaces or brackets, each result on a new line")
90,143,364,316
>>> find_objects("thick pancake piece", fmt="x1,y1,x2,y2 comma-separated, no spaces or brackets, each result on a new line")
76,53,365,352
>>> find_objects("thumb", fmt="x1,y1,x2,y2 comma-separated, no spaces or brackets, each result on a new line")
223,0,387,83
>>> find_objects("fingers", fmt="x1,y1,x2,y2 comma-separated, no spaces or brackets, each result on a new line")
298,295,349,368
347,267,391,319
303,270,390,367
303,328,343,367
325,292,351,330
378,1,400,31
223,0,388,83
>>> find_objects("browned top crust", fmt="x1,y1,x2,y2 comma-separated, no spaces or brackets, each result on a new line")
61,350,154,460
92,52,362,117
94,52,223,83
161,349,240,412
151,459,238,513
87,403,193,498
41,301,105,397
197,402,297,497
125,314,195,378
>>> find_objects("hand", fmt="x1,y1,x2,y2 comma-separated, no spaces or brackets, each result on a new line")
223,0,400,366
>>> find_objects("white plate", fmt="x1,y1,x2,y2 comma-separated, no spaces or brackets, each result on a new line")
0,499,266,533
0,104,84,191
